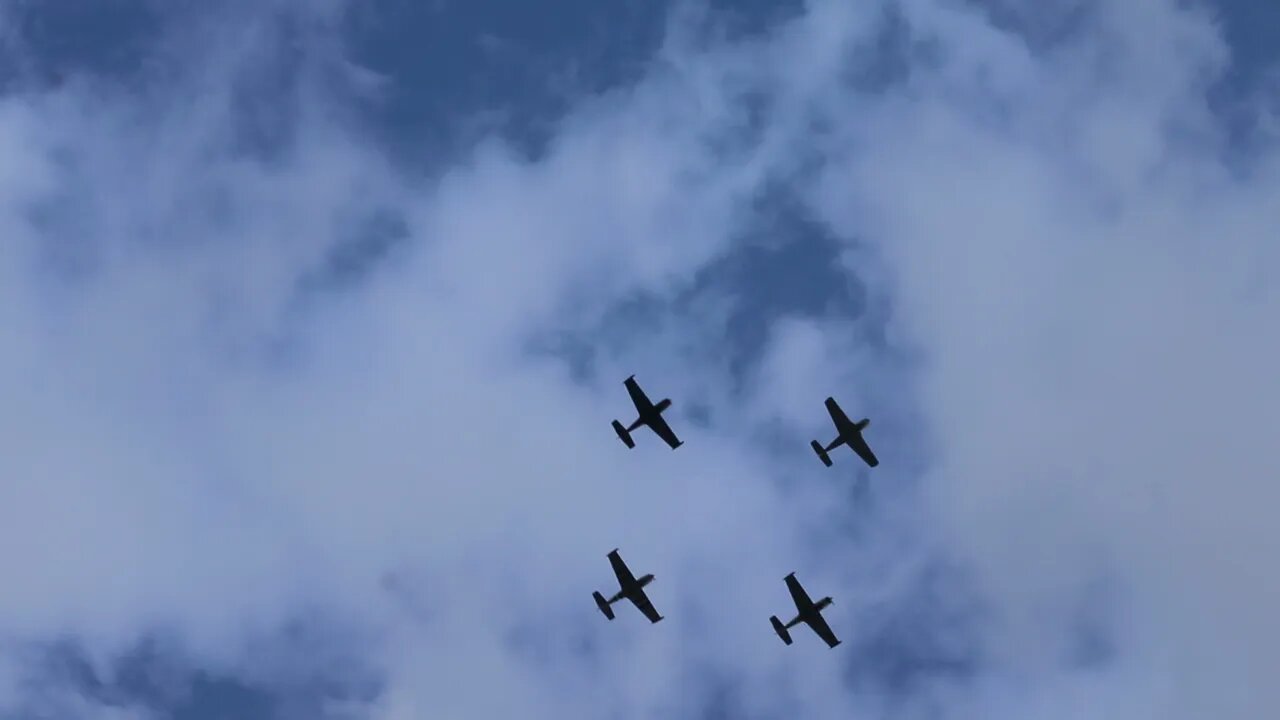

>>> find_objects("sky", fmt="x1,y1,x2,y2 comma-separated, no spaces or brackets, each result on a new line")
0,0,1278,718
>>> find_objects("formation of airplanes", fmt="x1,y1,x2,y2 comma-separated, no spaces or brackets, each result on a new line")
597,374,879,648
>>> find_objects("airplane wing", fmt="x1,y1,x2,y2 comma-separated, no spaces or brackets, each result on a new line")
824,396,853,432
804,612,841,648
849,433,879,467
627,588,664,623
624,376,654,413
608,549,637,586
785,573,814,612
645,413,683,449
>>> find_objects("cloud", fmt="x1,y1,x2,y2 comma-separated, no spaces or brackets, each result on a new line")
803,0,1280,717
0,0,1277,718
0,2,864,717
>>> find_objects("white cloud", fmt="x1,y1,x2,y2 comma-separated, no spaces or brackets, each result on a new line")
0,0,1276,718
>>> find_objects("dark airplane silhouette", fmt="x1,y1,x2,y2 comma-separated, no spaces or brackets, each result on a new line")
612,375,683,450
770,572,840,648
593,549,664,623
811,396,878,468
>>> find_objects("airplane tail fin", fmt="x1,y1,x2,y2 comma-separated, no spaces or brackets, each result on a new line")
593,592,616,620
810,440,833,467
770,616,793,645
612,420,636,449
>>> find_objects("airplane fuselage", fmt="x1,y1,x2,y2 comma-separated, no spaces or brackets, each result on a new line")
608,573,655,604
834,419,868,444
783,596,833,628
630,399,671,430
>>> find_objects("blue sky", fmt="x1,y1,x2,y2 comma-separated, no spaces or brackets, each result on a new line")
1,1,1278,718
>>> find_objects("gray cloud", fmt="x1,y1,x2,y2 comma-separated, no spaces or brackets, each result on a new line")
804,0,1280,717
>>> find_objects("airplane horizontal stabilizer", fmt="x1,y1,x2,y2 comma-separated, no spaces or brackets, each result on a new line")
593,592,615,620
810,440,833,467
770,616,793,645
612,420,636,449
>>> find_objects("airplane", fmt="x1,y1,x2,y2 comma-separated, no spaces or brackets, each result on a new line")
769,572,840,648
611,375,683,450
811,396,878,468
593,549,664,624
